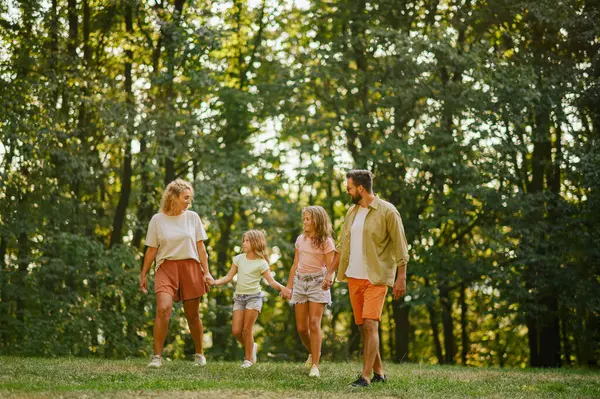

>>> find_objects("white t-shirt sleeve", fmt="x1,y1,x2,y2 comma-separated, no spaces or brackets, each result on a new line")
145,217,159,248
194,212,208,241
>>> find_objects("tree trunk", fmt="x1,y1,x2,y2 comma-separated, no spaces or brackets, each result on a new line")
528,119,560,367
425,279,444,364
0,236,7,344
109,1,134,248
16,232,29,323
427,303,444,364
440,285,456,364
63,0,78,123
349,320,361,358
393,298,410,362
162,0,186,186
560,308,571,366
460,283,469,365
131,135,154,250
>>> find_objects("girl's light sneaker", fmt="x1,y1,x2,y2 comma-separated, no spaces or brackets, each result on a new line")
240,360,254,369
193,354,207,367
252,343,258,364
305,354,312,368
309,364,320,378
147,355,162,368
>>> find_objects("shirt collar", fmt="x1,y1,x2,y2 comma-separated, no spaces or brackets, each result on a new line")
367,195,380,210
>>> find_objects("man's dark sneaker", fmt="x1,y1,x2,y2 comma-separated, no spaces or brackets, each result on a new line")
350,376,371,387
372,373,387,383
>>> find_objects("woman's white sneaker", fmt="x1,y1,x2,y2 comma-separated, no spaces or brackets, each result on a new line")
241,360,254,369
147,355,162,368
193,354,206,367
309,364,320,377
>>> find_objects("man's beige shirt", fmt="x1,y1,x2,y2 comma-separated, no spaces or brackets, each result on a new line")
336,196,409,287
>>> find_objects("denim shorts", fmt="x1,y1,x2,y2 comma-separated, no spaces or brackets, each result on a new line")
233,292,263,312
290,270,332,306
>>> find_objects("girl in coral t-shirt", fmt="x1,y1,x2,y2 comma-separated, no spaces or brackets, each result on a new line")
284,206,335,378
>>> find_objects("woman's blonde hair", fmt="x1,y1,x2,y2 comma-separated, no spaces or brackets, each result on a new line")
303,206,333,250
243,230,270,262
160,178,194,214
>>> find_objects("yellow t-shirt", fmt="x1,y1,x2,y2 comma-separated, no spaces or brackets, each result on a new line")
233,253,269,295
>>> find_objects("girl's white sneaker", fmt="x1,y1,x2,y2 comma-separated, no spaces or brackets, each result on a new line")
193,354,206,367
147,355,162,368
241,360,254,369
305,354,312,368
309,364,320,377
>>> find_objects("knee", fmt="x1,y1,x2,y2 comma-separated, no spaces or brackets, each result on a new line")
363,319,378,334
297,324,309,337
308,318,321,334
185,310,200,324
363,319,379,334
156,306,172,320
232,330,243,340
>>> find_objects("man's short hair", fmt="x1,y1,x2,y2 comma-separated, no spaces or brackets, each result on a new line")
346,169,374,193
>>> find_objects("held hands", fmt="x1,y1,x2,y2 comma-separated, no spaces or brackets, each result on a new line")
279,287,292,300
204,274,215,287
321,273,334,290
139,274,148,295
392,276,407,300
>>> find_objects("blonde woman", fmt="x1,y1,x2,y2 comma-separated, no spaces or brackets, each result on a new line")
140,179,212,368
284,206,335,378
207,230,290,368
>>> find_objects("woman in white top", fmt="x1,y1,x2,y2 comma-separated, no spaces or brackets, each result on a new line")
140,179,213,368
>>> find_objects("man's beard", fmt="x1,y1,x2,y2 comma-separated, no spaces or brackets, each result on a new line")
350,193,361,204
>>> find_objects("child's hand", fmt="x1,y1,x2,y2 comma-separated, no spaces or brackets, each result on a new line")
205,275,215,286
280,287,292,300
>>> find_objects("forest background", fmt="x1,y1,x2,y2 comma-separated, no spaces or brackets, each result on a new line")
1,0,599,369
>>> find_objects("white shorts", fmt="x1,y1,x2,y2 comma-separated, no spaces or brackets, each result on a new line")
290,271,332,306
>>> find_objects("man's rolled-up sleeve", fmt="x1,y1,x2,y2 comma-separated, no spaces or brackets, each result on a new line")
387,209,409,275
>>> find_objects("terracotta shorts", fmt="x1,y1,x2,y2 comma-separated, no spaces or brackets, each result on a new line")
347,277,388,325
155,259,208,302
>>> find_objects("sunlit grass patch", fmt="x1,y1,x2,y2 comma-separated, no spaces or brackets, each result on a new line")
0,357,598,398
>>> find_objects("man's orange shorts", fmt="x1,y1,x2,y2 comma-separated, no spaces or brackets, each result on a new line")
347,277,388,325
155,259,208,302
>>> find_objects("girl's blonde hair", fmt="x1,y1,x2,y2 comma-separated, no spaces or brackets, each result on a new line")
243,230,270,262
303,206,333,250
160,179,194,214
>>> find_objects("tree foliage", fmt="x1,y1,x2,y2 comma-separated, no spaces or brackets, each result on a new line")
1,0,599,367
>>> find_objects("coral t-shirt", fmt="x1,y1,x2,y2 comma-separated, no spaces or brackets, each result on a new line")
295,235,336,274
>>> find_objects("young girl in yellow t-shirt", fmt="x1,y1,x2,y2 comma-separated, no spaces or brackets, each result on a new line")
207,230,291,368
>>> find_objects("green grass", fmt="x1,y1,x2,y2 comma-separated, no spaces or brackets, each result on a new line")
0,356,599,398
